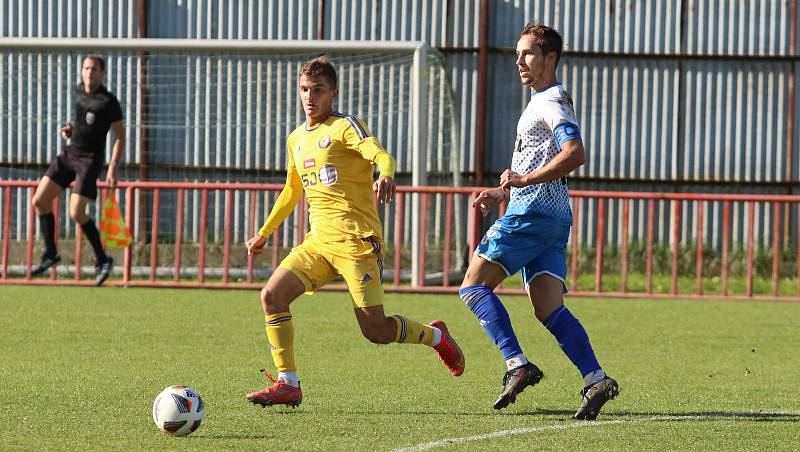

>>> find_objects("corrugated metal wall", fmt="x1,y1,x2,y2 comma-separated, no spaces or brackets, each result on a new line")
1,1,797,180
0,0,138,37
491,0,794,55
684,0,794,55
1,0,798,251
491,0,683,53
149,0,317,40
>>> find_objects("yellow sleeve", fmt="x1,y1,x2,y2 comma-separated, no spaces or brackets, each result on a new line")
342,117,396,178
258,147,303,239
372,151,396,178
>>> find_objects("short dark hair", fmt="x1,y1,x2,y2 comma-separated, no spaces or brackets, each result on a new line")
299,56,337,88
519,22,563,67
84,55,106,71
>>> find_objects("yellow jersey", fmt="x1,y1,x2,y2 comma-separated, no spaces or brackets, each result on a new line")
258,111,396,242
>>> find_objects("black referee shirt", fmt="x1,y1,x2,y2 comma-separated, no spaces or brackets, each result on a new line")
69,84,123,159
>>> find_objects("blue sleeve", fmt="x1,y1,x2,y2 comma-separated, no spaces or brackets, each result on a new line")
553,122,581,148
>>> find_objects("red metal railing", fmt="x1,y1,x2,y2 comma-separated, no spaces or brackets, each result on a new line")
1,179,800,302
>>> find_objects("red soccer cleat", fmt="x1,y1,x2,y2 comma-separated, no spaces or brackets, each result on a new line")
430,320,465,376
246,369,303,408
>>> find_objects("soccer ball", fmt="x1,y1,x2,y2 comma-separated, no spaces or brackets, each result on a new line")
152,385,205,436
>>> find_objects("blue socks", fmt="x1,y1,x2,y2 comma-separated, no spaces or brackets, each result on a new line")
459,285,523,360
543,305,601,379
460,285,603,383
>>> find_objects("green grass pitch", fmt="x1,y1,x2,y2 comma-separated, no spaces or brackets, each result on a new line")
0,285,798,450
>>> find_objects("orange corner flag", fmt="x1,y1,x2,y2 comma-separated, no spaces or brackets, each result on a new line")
99,192,132,249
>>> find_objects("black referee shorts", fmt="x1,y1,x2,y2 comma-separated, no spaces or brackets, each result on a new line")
44,146,103,199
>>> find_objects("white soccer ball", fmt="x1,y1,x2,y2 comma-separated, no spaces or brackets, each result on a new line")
152,385,205,437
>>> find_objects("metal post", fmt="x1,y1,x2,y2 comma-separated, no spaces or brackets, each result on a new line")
787,1,797,254
570,197,580,291
671,201,681,295
696,201,704,295
25,187,34,280
797,202,800,297
123,187,133,284
788,0,797,186
469,192,481,261
174,189,184,282
199,189,208,283
722,201,730,296
223,190,233,283
442,193,453,287
393,193,405,287
418,193,429,287
247,191,256,283
621,199,629,293
2,187,11,279
475,0,488,186
411,44,428,286
772,202,781,296
646,200,655,293
746,201,755,297
137,0,150,244
594,198,605,293
317,0,326,40
150,189,160,281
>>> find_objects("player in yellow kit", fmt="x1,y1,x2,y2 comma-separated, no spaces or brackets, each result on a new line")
245,57,465,408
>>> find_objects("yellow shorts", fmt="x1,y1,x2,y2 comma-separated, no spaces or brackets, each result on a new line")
278,234,385,308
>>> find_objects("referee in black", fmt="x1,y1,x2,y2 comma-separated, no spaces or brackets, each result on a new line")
30,55,125,286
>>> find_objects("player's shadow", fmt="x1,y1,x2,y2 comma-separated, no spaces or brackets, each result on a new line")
225,406,800,421
525,408,800,423
258,407,499,416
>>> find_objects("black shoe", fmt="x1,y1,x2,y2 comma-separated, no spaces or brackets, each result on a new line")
95,256,114,286
31,253,61,276
574,377,619,420
493,362,544,410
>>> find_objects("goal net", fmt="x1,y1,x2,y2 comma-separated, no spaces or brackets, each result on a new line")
0,38,466,284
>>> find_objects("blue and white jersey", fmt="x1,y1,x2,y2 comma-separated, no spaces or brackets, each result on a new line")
506,83,581,225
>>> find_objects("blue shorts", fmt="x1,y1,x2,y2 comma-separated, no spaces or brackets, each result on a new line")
474,214,570,290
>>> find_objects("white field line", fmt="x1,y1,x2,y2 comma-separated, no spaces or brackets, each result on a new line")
392,412,800,452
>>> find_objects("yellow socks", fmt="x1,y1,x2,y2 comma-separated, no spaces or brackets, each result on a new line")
265,312,296,372
266,311,440,373
391,315,437,346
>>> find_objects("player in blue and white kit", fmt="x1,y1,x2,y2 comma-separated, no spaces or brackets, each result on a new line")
459,23,619,420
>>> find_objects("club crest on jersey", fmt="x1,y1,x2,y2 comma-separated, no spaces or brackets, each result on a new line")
85,111,95,125
318,165,338,186
303,158,316,169
318,134,331,149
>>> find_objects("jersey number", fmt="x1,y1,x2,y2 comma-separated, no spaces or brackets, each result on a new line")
301,172,318,187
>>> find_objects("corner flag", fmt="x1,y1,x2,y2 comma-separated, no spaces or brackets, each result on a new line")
99,192,132,249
